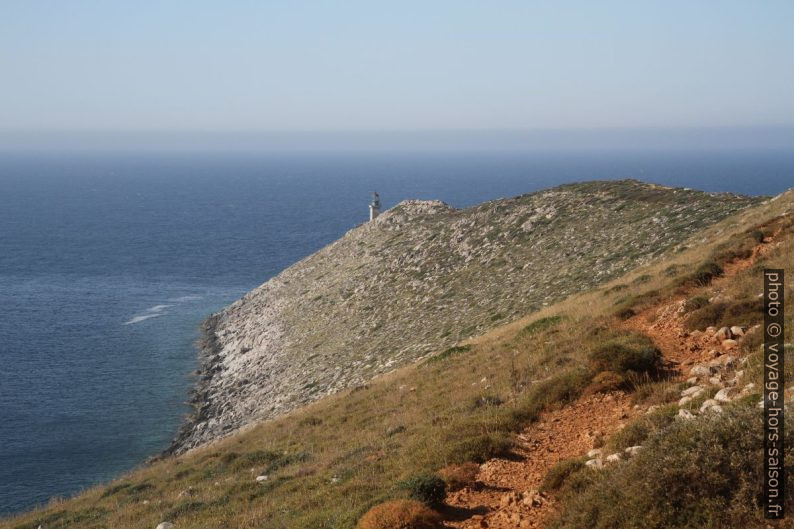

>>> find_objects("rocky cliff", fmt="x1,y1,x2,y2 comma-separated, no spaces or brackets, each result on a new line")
170,179,760,452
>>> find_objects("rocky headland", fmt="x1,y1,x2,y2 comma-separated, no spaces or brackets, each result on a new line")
169,179,760,453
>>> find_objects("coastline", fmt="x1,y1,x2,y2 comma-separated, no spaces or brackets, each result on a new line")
159,181,763,458
163,314,224,456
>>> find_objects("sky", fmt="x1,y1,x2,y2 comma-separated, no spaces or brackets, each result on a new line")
1,1,794,148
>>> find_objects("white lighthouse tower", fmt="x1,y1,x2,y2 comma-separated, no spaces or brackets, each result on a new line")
369,192,381,221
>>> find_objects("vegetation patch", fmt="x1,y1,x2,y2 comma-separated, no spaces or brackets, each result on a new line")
438,462,479,492
552,407,794,529
517,315,564,338
685,297,764,331
682,295,710,313
540,458,587,493
588,332,662,382
398,473,447,507
446,432,513,464
356,500,442,529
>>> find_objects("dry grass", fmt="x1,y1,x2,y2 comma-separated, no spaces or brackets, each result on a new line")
437,463,479,492
356,500,442,529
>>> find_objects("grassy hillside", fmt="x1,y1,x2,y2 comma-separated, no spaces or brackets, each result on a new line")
2,186,791,529
177,179,759,451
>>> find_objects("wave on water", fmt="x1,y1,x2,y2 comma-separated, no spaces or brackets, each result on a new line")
168,295,203,302
124,313,165,325
123,304,172,325
123,295,206,325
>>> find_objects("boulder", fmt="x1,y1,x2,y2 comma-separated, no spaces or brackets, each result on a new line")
715,327,732,341
624,445,643,457
690,365,713,378
722,339,739,350
678,396,692,407
714,387,737,403
255,475,269,483
156,523,175,529
720,355,736,368
586,448,603,458
678,409,696,420
700,399,723,413
501,491,522,507
522,490,545,507
585,458,604,469
605,453,622,464
730,326,745,337
681,385,704,397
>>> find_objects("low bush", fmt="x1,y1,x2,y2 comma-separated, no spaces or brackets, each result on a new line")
685,297,764,331
438,462,479,491
511,368,592,424
356,500,442,529
446,433,513,464
469,394,504,410
540,458,586,493
588,333,662,379
692,261,723,286
552,407,794,529
682,295,710,313
399,473,447,507
614,307,636,320
603,284,628,296
676,260,723,288
518,315,564,338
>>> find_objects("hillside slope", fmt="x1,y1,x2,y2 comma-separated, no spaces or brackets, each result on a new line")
2,185,791,529
173,180,759,452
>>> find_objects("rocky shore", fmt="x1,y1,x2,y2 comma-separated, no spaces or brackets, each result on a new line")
168,180,761,454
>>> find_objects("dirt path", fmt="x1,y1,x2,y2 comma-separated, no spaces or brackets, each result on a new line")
443,239,771,529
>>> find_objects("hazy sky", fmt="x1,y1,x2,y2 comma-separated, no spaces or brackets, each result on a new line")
2,1,793,135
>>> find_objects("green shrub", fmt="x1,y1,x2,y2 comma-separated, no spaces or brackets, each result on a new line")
518,315,564,338
589,334,662,378
512,368,592,422
540,458,586,492
691,261,723,286
685,297,764,331
447,433,513,464
605,407,676,452
399,473,447,507
603,284,629,296
552,407,794,529
749,229,765,243
682,295,710,313
614,307,636,320
469,394,504,409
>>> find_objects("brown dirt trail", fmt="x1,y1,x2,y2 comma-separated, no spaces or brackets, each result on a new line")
442,238,772,529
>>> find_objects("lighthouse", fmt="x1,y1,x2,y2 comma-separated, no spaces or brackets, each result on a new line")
369,192,381,221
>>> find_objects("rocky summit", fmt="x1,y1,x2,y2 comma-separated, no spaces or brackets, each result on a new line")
170,179,760,452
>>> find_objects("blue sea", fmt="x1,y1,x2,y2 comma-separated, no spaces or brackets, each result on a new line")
0,149,792,515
